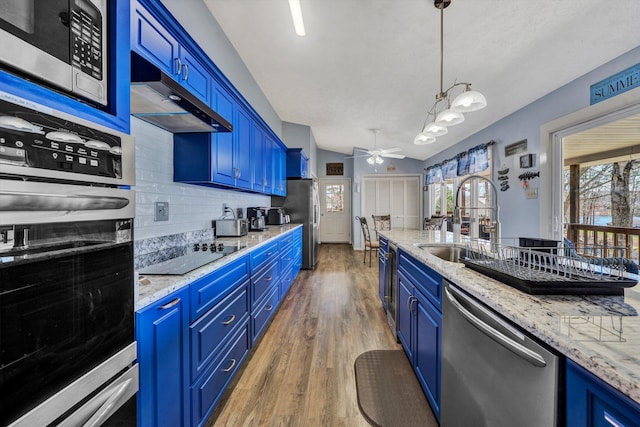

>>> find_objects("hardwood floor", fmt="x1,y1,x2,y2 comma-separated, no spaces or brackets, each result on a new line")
208,243,402,427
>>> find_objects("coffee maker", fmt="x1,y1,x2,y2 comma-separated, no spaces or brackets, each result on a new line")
247,207,268,231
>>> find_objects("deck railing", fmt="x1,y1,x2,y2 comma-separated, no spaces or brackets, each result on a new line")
566,223,640,261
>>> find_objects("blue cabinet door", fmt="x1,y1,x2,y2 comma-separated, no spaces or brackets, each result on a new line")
179,49,210,104
251,123,265,192
131,2,179,77
272,144,286,196
414,288,441,421
137,288,189,427
286,148,309,178
566,359,640,427
211,86,236,186
235,107,253,189
263,135,274,194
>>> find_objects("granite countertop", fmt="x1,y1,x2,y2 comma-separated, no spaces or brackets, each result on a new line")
135,224,302,311
379,229,640,405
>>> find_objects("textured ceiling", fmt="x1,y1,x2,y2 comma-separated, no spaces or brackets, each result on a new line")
202,0,640,161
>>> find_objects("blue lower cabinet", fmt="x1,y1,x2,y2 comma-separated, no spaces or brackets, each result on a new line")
252,283,280,342
566,359,640,427
189,282,249,382
137,288,190,427
190,321,250,427
280,265,294,299
252,259,279,308
397,250,443,422
414,287,441,419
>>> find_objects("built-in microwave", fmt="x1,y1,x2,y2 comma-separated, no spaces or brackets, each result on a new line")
0,0,108,106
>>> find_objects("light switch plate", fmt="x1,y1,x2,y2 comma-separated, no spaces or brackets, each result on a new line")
526,188,538,199
155,201,169,221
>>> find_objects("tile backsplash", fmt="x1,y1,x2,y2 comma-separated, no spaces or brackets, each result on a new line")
131,118,270,244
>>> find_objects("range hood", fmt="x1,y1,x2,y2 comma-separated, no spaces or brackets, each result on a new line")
130,53,232,133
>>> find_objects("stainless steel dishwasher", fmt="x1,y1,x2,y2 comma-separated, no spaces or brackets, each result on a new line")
441,280,560,427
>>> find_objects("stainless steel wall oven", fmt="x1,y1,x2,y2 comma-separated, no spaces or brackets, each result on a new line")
0,95,137,426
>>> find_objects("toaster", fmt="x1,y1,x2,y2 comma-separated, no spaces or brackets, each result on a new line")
215,219,248,237
267,208,286,225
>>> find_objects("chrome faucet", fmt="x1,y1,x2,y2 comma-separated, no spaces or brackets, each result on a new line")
453,175,501,250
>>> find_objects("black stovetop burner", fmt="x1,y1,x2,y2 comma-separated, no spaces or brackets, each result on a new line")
138,242,245,275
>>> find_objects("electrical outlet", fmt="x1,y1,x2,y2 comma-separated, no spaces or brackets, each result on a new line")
155,202,169,221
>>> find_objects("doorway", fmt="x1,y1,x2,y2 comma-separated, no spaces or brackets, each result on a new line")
319,178,351,243
541,88,640,239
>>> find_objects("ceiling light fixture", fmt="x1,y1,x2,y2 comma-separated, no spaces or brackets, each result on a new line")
288,0,306,36
414,0,487,145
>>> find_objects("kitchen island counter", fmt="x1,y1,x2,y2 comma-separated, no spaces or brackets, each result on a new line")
135,224,302,310
379,229,640,405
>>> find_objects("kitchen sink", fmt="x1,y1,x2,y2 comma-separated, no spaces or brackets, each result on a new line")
416,244,469,263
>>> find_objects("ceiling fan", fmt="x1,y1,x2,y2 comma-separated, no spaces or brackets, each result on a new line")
346,129,406,165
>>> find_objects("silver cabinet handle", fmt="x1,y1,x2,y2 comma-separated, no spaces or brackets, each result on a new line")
603,411,624,427
174,57,182,75
183,63,189,81
82,379,132,427
265,304,273,311
444,286,546,368
223,314,236,325
158,298,180,310
222,359,236,372
265,276,273,281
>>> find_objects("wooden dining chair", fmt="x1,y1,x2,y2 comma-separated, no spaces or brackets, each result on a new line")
356,216,379,267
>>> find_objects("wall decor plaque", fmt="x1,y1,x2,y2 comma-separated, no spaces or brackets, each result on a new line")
326,162,344,176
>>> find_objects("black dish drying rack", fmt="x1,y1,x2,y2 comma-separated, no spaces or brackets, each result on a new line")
460,241,638,295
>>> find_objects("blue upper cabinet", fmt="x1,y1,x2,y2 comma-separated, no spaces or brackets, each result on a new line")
286,148,309,179
235,107,253,190
135,0,287,195
210,85,236,186
0,0,130,133
131,1,210,106
273,144,287,196
131,1,179,76
252,123,266,192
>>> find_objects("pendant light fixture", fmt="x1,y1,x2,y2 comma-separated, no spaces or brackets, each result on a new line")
414,0,486,145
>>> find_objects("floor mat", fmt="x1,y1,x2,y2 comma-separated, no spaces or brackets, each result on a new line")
354,350,438,427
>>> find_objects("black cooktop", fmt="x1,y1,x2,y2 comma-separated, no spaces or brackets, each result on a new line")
138,243,245,275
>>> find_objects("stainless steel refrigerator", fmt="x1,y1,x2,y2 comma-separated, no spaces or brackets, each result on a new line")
272,178,320,269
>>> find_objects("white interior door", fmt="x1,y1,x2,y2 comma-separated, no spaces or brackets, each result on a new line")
319,178,351,243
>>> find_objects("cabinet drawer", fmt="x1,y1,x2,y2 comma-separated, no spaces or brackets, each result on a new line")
252,284,279,342
189,255,249,321
252,259,279,306
279,231,294,248
398,250,442,310
190,322,250,427
279,243,294,272
379,236,389,252
280,264,294,300
189,283,249,382
250,240,279,272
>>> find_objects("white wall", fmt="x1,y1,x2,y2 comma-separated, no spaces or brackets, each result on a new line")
424,46,640,240
159,0,282,138
132,118,270,241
